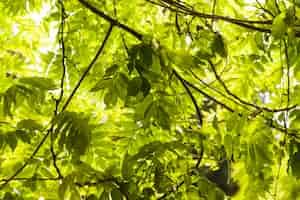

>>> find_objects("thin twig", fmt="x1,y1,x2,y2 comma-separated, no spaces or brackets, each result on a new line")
195,138,204,168
173,69,203,127
207,59,297,113
50,0,67,179
255,0,275,17
61,24,114,111
211,0,217,28
147,0,273,26
189,69,247,109
0,129,51,189
146,0,300,37
55,0,67,115
183,77,235,113
160,0,272,25
175,13,182,35
158,180,184,199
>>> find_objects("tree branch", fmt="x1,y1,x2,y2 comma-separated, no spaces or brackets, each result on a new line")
173,69,203,127
147,0,272,24
0,129,51,189
61,24,114,111
146,0,300,37
78,0,143,40
207,59,297,113
50,0,68,180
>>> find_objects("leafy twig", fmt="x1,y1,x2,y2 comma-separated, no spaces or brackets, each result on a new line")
0,22,114,190
207,59,297,113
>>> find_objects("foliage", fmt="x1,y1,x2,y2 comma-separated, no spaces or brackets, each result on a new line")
1,0,300,199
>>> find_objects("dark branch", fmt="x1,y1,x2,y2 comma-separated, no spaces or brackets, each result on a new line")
0,177,61,182
207,59,297,113
0,129,51,189
78,0,143,40
189,69,247,109
50,0,67,179
146,0,300,37
173,69,203,127
182,76,235,113
61,24,114,111
147,0,272,24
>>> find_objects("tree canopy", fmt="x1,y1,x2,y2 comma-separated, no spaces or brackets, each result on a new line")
1,0,300,199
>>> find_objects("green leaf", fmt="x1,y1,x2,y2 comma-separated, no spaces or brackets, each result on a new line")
104,64,119,77
0,133,5,150
157,105,171,129
58,180,69,200
142,187,155,198
127,77,142,96
271,13,287,39
70,188,81,200
17,119,43,131
114,72,129,99
53,112,91,156
111,189,122,200
3,192,16,200
15,129,31,143
224,134,232,157
6,133,18,151
211,33,227,57
141,77,151,97
90,79,112,92
104,89,118,107
140,44,153,67
18,77,57,90
99,191,110,200
122,152,132,180
289,151,300,178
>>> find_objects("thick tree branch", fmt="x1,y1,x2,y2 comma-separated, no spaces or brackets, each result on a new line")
146,0,300,37
78,0,143,40
146,0,272,24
